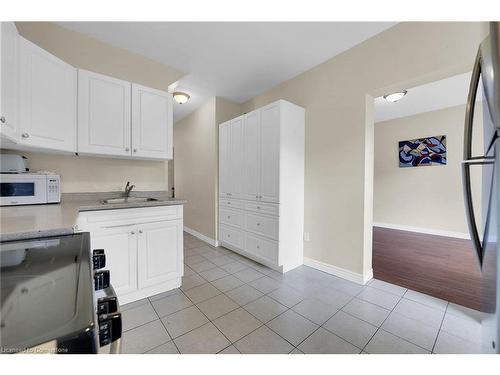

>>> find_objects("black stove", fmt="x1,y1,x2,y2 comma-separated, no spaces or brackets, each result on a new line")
0,232,121,354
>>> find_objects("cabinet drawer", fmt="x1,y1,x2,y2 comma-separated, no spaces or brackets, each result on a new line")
77,205,183,229
245,233,278,264
219,198,244,210
219,224,244,249
219,207,244,228
245,201,279,216
245,212,278,240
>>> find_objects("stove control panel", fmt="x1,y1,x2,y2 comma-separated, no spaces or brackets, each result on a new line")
97,296,118,315
98,312,122,347
92,249,106,270
93,270,110,291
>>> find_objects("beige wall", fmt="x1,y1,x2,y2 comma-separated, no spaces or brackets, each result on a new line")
241,22,488,277
374,104,483,235
3,22,185,193
173,97,241,239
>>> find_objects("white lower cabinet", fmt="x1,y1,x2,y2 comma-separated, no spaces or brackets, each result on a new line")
90,225,138,296
218,199,282,270
219,224,244,249
76,205,183,304
244,233,278,264
137,220,183,289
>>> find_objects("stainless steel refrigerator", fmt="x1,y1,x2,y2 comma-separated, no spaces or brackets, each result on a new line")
463,22,500,354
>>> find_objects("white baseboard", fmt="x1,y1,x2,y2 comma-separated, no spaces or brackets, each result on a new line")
373,222,470,240
183,226,219,247
303,257,373,285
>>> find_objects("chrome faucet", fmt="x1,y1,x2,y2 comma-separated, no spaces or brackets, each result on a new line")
124,181,135,197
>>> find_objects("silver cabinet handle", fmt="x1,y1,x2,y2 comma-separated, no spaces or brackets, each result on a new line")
257,206,261,209
131,231,135,235
257,223,260,226
21,132,30,138
227,216,230,219
133,149,137,153
227,234,231,238
257,245,260,249
139,229,143,234
125,147,130,152
0,116,5,123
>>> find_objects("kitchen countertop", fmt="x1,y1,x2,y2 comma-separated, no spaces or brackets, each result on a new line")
0,191,186,242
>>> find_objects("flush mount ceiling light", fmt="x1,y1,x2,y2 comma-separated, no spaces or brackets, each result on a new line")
383,90,408,103
173,92,190,104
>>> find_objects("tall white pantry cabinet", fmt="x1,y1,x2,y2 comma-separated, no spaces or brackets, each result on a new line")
218,100,305,272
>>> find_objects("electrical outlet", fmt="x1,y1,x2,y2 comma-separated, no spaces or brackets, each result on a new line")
303,232,310,241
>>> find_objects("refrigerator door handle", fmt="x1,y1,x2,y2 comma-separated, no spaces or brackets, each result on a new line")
462,48,484,266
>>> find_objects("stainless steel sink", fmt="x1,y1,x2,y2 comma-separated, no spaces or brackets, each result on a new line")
102,197,158,204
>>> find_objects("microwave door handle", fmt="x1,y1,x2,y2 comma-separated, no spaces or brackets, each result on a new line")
462,48,484,267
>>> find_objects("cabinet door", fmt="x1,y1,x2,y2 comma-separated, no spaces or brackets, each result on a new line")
0,22,18,142
259,104,280,203
137,220,183,289
78,69,131,157
131,84,172,159
18,37,77,152
230,116,244,199
91,225,138,297
241,110,260,201
219,122,231,197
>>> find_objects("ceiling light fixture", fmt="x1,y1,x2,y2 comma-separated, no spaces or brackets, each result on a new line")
383,90,407,103
173,92,190,104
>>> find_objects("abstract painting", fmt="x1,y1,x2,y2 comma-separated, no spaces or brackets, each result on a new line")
399,135,447,167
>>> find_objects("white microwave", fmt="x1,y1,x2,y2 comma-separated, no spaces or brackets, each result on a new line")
0,174,61,206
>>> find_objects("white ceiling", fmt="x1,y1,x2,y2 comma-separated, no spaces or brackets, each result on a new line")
374,72,477,123
57,22,396,122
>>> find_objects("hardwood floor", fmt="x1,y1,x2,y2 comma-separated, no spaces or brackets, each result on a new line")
372,226,483,310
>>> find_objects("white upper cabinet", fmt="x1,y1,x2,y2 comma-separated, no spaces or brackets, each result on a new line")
1,30,173,159
241,110,260,200
18,37,77,152
78,69,132,157
0,22,19,142
131,84,173,159
219,122,231,197
259,103,280,203
230,116,244,199
219,116,244,199
219,104,280,203
78,71,173,160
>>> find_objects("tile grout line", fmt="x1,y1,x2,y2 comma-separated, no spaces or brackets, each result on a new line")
147,296,182,354
176,280,242,352
359,293,404,353
360,294,439,354
431,302,449,354
291,295,360,353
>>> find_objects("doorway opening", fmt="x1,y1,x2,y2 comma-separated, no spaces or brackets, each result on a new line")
370,72,485,310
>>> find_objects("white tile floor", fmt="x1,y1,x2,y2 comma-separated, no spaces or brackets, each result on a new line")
119,232,484,354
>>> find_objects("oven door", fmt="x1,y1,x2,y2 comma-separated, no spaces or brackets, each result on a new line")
0,174,47,206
